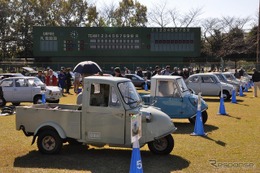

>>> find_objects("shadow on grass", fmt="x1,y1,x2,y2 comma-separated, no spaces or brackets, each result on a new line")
173,122,226,147
221,114,242,120
14,145,190,173
203,98,244,103
202,136,226,147
173,122,218,135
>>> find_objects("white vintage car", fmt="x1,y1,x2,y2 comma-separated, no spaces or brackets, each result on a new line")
185,73,234,100
0,76,62,106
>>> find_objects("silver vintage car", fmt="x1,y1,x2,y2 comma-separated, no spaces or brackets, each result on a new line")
185,73,234,100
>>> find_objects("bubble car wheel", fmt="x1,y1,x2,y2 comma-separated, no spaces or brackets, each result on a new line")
148,134,174,155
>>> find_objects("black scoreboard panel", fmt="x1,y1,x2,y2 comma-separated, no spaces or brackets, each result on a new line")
33,27,200,57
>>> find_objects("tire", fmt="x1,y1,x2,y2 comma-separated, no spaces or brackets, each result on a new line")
188,111,208,124
37,130,63,154
12,102,20,106
48,99,60,103
33,95,42,104
148,134,174,155
0,98,6,107
221,90,231,101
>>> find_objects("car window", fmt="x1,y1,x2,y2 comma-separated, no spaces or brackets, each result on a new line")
224,74,230,79
202,76,215,83
118,82,140,106
189,76,200,83
157,80,180,97
0,79,13,87
90,83,109,107
15,78,28,87
125,75,131,79
110,86,121,107
176,78,189,92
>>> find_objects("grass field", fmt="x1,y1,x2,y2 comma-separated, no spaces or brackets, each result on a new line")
0,88,259,173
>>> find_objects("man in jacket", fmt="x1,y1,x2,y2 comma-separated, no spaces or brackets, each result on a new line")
252,68,260,97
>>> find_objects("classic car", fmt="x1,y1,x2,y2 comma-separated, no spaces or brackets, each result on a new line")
0,76,62,106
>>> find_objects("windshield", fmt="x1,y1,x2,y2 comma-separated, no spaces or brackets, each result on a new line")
215,74,225,82
176,78,189,92
118,81,141,106
225,73,236,80
28,77,45,87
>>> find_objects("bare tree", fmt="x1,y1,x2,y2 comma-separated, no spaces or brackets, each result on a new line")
98,1,117,26
169,7,203,27
148,0,171,27
201,16,253,68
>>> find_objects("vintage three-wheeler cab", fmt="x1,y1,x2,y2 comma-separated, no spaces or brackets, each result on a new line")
141,75,208,124
16,76,177,155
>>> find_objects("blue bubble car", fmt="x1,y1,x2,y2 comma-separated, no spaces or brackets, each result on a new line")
140,75,208,124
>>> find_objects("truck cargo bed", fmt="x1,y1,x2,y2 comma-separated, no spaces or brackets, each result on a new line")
16,103,82,139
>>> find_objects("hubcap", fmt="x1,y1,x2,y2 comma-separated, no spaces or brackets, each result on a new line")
42,136,56,151
153,138,168,151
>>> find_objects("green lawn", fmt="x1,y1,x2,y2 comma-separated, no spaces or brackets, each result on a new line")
0,89,259,173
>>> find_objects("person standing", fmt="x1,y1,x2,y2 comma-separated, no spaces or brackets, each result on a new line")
252,68,260,97
113,67,123,77
45,69,58,86
36,70,45,83
65,68,72,94
161,65,171,75
124,67,131,74
152,65,161,76
74,72,81,93
58,69,66,95
136,67,143,78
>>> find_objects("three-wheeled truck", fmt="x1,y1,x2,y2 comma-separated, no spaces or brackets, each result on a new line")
16,76,177,155
140,75,208,124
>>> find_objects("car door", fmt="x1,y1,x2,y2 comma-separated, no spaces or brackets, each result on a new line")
154,80,184,118
85,83,125,144
13,78,32,101
200,75,219,96
0,79,14,101
186,75,202,94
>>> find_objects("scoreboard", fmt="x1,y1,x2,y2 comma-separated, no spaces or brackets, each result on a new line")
33,27,201,57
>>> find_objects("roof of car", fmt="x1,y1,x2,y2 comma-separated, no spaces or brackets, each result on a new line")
0,73,24,76
1,76,36,80
152,75,182,80
189,73,217,76
85,76,131,83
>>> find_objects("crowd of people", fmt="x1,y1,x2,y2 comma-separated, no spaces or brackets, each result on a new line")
36,67,76,95
110,65,201,80
110,65,252,81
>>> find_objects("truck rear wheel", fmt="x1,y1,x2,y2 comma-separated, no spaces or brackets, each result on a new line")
188,111,208,124
148,134,174,155
37,130,62,154
12,102,20,106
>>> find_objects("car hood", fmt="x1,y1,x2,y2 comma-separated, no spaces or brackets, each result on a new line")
220,82,234,89
45,86,62,92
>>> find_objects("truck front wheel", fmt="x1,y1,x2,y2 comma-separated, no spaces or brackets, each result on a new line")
37,130,62,154
148,134,174,155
